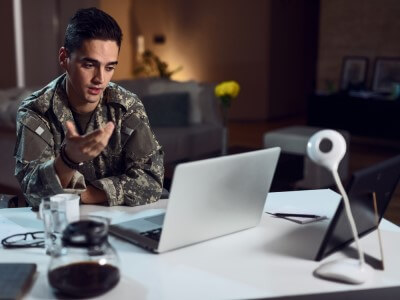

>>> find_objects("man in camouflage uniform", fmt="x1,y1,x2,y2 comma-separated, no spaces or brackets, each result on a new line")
14,8,164,208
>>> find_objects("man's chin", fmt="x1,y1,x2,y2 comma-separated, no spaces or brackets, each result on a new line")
85,94,102,103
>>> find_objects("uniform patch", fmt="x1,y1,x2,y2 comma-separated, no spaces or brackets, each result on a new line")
35,126,44,135
122,126,134,136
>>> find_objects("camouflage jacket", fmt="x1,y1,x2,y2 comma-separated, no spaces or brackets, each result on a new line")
15,74,164,208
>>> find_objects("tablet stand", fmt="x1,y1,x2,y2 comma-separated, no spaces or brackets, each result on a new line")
307,130,373,284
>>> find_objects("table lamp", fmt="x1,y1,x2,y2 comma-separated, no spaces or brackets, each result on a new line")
306,129,373,284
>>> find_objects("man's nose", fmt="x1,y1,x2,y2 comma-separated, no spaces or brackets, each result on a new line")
93,68,104,84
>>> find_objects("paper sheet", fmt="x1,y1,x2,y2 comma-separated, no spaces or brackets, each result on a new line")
0,215,29,242
267,205,328,224
276,214,327,224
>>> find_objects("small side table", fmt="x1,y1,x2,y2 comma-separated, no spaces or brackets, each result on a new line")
263,126,350,189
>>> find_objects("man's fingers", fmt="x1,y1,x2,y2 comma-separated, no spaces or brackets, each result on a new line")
83,122,114,140
66,121,79,138
80,136,107,151
79,122,115,152
104,122,115,136
82,143,107,157
83,128,104,142
80,136,110,157
65,121,114,160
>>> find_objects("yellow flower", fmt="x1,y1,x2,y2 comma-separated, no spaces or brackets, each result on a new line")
215,81,239,128
215,81,240,100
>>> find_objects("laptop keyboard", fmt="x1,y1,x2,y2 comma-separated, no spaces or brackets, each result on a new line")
140,229,162,241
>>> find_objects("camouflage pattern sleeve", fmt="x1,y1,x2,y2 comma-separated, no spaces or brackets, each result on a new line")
14,110,86,208
90,113,164,207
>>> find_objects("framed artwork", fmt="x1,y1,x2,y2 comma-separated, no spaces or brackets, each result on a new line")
372,57,400,93
340,56,369,90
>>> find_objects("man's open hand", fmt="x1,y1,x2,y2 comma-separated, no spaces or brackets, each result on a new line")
64,120,115,163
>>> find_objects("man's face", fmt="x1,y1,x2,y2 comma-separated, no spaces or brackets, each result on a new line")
60,39,119,112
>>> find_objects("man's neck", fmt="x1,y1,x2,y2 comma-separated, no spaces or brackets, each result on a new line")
65,81,100,114
68,100,100,114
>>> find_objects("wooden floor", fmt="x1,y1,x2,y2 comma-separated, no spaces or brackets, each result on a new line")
228,117,400,226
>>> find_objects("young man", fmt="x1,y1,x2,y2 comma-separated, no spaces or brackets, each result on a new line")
14,7,164,208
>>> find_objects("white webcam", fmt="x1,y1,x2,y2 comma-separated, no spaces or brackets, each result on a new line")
306,129,347,172
306,129,373,284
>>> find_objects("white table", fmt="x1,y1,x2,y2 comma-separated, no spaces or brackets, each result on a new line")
1,189,400,299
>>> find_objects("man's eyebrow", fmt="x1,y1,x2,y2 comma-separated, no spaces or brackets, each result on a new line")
80,57,118,65
81,57,99,64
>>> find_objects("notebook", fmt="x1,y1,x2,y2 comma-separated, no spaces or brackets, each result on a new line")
315,154,400,261
110,147,281,253
0,263,36,300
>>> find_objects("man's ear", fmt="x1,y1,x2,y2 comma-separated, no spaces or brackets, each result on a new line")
59,47,69,70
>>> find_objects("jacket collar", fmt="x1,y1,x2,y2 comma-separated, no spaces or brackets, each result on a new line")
51,75,128,136
103,82,129,111
50,74,74,137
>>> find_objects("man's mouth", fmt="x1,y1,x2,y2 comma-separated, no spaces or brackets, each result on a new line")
88,87,102,95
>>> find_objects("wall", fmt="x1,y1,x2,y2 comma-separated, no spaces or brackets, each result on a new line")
21,0,98,88
113,0,271,120
3,0,317,120
0,0,16,88
317,0,400,92
104,0,318,121
268,0,319,119
22,0,60,87
99,0,134,81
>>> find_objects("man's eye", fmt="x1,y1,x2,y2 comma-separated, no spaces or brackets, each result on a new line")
106,66,115,72
83,63,94,68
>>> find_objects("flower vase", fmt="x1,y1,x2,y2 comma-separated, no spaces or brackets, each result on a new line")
221,106,229,156
221,126,228,156
215,81,239,155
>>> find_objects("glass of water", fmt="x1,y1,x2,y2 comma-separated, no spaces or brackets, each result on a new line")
41,197,68,256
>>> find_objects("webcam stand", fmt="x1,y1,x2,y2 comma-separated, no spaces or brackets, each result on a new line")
372,192,385,270
307,130,374,284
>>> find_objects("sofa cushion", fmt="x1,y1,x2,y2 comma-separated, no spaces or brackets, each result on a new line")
147,80,203,125
142,92,190,127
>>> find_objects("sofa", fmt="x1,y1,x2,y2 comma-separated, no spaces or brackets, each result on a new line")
115,78,223,164
0,78,223,193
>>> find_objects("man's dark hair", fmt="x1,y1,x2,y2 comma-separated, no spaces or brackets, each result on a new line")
64,7,123,54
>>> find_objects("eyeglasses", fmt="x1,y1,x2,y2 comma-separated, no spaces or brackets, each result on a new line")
1,231,45,248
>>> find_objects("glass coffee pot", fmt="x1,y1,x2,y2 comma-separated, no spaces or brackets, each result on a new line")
47,216,120,298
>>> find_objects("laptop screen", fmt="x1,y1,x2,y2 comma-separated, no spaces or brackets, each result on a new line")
315,154,400,261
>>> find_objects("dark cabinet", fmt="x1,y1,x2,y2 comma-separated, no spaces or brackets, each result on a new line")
308,94,400,140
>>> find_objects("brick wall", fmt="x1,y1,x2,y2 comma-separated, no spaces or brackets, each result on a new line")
317,0,400,92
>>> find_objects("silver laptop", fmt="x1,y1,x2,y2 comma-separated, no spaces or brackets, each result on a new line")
109,147,281,253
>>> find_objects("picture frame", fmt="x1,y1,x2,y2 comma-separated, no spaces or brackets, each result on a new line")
372,57,400,93
340,56,369,91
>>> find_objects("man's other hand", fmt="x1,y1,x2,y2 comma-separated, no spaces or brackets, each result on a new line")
64,120,115,163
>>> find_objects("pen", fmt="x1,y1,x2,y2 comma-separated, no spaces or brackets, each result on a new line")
268,212,321,218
